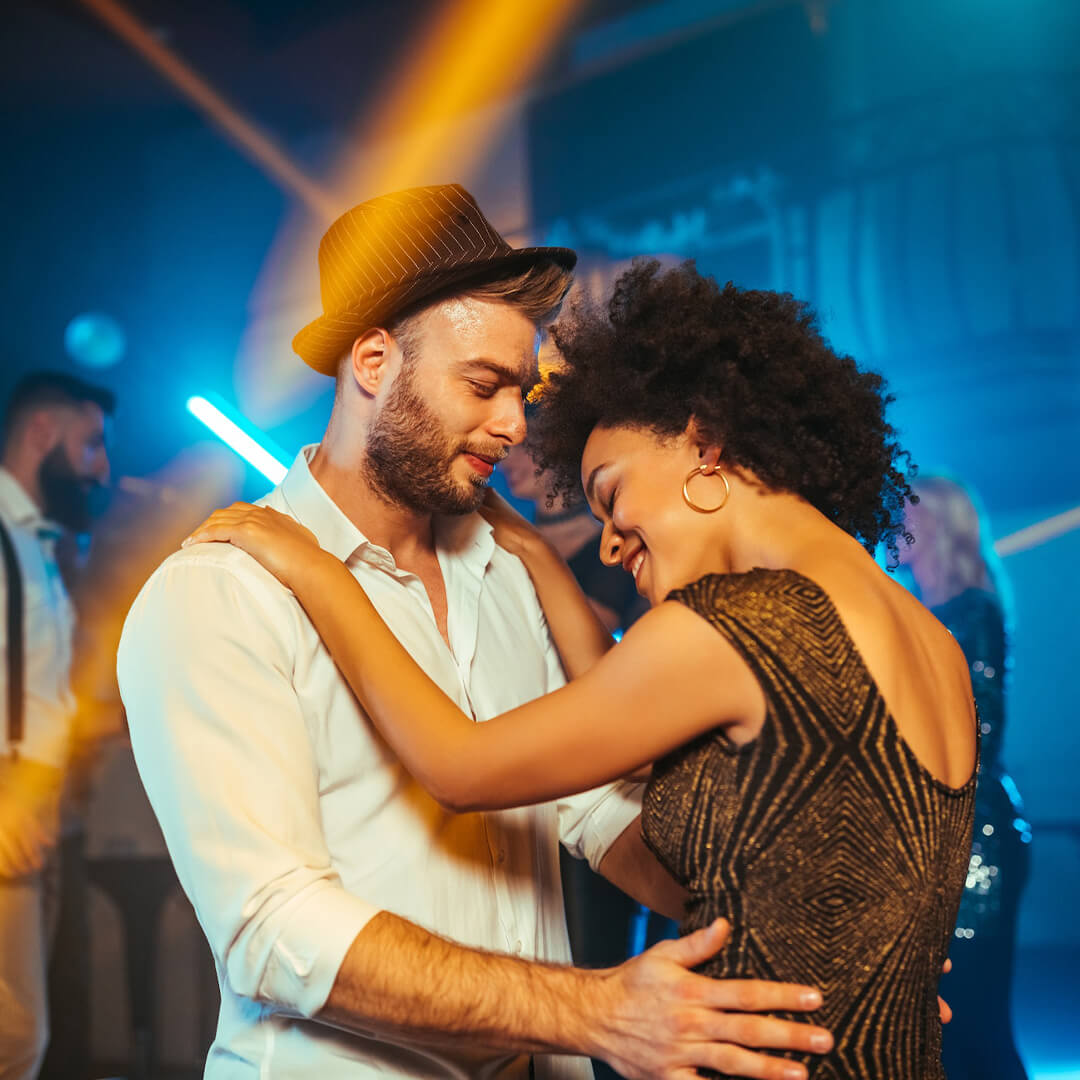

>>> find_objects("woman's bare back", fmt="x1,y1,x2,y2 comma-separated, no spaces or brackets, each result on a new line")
798,551,977,790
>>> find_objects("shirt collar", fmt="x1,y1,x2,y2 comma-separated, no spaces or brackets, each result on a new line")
434,510,496,581
0,466,45,529
277,445,496,576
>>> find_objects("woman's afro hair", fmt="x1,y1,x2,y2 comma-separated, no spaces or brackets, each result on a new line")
530,259,916,560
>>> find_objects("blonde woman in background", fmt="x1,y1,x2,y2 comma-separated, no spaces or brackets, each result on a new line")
901,475,1031,1080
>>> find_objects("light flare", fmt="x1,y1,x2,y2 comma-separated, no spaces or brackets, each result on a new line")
995,506,1080,557
349,0,580,196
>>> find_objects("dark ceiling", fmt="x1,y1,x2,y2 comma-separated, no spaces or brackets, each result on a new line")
4,0,662,129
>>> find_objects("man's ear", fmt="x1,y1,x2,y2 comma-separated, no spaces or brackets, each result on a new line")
348,327,394,397
26,408,62,455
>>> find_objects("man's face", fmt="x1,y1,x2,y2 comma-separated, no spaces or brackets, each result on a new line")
365,297,538,515
38,402,110,532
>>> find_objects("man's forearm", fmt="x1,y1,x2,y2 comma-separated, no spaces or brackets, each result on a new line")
598,820,687,922
320,910,607,1056
319,908,834,1080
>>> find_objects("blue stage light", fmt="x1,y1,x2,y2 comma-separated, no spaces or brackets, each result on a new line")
64,312,126,369
186,395,288,484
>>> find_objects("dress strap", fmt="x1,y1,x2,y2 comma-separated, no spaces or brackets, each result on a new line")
667,568,874,732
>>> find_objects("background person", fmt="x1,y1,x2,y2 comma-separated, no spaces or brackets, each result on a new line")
900,474,1031,1080
0,372,113,1080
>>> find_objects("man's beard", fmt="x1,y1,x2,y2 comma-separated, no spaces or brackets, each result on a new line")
38,444,97,533
364,364,500,516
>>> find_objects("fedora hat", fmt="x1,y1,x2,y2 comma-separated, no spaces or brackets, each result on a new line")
293,184,577,374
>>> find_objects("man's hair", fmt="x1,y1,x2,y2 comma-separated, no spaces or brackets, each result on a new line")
337,258,574,382
453,259,575,324
3,371,116,447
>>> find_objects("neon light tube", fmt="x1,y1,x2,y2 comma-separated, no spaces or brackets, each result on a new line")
186,395,288,484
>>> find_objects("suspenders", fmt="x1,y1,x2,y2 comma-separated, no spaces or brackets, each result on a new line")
0,515,24,760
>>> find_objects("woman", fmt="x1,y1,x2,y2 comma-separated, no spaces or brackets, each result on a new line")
187,261,976,1078
900,475,1031,1080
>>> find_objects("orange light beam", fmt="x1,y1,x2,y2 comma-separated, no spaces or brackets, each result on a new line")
351,0,582,197
77,0,338,221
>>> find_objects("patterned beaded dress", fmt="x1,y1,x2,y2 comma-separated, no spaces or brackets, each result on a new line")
642,570,976,1079
934,589,1030,1080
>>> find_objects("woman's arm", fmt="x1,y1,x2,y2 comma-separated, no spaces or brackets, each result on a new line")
293,553,760,812
479,491,617,680
184,505,765,813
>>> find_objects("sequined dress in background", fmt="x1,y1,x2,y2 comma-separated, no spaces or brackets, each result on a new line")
643,571,976,1079
935,588,1031,1080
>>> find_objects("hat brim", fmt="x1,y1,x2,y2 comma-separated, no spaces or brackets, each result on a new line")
293,245,577,376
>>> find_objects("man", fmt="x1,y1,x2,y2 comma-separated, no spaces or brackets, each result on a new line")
118,185,829,1078
0,372,113,1079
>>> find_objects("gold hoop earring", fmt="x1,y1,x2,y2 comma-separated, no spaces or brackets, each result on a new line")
682,465,730,514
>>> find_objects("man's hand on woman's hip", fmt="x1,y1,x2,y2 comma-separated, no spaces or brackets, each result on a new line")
586,918,831,1080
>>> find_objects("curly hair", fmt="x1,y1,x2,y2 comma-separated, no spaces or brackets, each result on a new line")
530,259,916,560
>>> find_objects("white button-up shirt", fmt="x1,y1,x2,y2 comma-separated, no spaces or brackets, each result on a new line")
118,446,640,1080
0,467,75,768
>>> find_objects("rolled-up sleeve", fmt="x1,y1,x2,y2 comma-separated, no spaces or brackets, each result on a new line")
533,604,643,870
117,551,378,1017
558,779,644,872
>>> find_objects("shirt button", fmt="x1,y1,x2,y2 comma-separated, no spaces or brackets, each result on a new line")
497,849,506,864
513,940,523,955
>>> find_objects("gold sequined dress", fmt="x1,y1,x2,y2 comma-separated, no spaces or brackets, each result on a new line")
642,570,976,1079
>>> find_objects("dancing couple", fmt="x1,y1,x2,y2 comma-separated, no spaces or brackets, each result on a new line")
119,185,974,1079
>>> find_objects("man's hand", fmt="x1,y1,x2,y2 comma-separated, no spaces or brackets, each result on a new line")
478,488,543,559
589,919,831,1080
0,794,53,879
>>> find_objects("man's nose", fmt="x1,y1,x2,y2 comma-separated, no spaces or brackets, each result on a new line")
491,394,527,446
